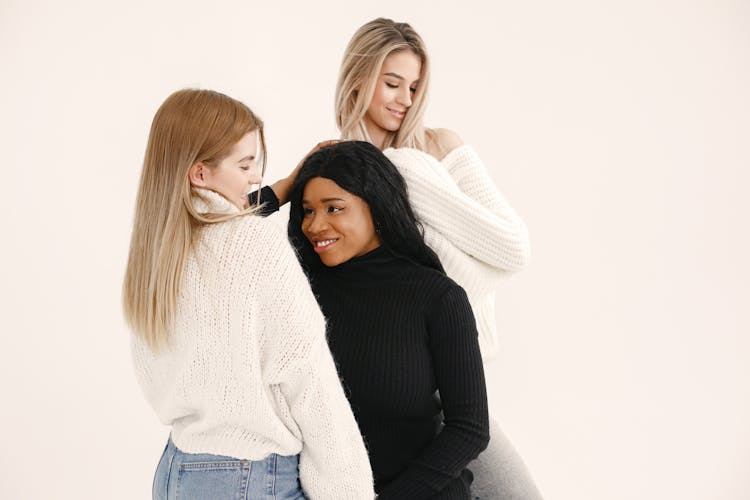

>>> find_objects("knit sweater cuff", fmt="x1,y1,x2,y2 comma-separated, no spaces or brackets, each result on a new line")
248,185,280,217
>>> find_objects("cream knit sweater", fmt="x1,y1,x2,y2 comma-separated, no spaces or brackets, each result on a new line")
384,146,530,360
131,189,374,499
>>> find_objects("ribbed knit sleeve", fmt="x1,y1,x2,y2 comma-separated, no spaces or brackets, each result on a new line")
384,146,530,272
253,224,375,499
377,284,490,499
247,185,280,216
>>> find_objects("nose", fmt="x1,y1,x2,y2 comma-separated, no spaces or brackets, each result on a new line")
304,213,328,235
396,87,412,107
247,164,262,184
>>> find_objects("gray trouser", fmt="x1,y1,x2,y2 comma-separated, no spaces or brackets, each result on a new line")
468,417,544,500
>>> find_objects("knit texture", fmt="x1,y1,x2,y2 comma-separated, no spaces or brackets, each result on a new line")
307,246,490,500
383,145,531,360
131,188,374,499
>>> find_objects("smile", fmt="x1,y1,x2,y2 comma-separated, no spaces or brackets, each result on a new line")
313,238,339,252
386,107,406,119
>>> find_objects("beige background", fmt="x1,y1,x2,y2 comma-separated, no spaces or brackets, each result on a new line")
1,0,748,499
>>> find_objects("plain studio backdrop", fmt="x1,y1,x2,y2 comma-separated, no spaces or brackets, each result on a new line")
1,1,748,499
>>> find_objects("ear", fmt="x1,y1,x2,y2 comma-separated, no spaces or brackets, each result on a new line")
188,161,209,188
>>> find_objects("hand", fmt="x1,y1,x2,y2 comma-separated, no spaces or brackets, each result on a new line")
271,140,341,206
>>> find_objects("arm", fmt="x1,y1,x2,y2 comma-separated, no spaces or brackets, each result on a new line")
377,284,490,499
257,225,374,499
384,145,530,272
442,143,525,224
282,343,375,499
248,185,280,216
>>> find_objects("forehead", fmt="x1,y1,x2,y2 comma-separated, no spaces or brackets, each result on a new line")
227,130,257,157
381,50,422,81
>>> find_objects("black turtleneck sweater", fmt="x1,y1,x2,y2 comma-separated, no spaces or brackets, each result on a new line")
307,246,490,500
249,187,489,498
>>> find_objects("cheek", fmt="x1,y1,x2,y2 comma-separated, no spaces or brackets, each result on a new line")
219,171,235,187
371,85,390,108
347,215,375,242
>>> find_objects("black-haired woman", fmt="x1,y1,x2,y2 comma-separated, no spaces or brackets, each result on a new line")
286,141,490,499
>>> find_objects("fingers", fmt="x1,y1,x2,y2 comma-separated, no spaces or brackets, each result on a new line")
293,140,344,175
312,139,341,152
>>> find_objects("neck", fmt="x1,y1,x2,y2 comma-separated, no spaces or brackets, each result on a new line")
363,118,388,151
315,245,406,284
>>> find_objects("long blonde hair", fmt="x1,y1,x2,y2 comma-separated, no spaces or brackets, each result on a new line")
123,89,266,350
335,18,430,150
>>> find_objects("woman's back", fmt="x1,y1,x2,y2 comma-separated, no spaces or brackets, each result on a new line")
133,189,374,498
132,189,319,458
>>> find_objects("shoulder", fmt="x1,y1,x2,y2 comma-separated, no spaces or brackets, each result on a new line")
219,215,298,272
429,128,463,148
423,274,476,336
433,273,469,305
225,213,284,245
425,128,464,160
407,263,466,306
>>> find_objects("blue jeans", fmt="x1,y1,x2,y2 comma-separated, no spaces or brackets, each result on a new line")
153,437,307,500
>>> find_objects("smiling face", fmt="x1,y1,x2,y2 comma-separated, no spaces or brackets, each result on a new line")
191,131,261,209
363,50,422,148
301,176,380,267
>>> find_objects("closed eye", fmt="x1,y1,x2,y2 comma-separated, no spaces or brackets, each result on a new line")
386,82,417,93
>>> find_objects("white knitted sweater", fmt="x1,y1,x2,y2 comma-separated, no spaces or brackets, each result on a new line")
384,146,530,360
131,189,374,499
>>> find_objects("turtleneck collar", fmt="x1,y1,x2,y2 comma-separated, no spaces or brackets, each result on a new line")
312,245,413,286
191,188,241,215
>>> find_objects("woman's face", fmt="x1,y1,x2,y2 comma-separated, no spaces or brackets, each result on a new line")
197,131,261,209
301,177,380,267
363,50,422,145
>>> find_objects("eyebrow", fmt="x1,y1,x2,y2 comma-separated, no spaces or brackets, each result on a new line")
238,155,255,162
302,197,346,204
383,72,420,84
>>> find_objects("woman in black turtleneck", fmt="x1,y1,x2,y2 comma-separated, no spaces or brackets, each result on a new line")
281,141,489,499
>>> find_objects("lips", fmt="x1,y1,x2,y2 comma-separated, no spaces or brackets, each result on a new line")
386,107,406,119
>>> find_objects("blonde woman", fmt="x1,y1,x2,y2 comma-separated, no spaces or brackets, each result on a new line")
123,89,374,500
334,18,541,500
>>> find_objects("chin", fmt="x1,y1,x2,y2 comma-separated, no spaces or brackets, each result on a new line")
320,257,341,267
377,115,402,131
383,119,402,132
320,252,352,267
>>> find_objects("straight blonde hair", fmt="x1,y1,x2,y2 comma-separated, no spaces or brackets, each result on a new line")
335,18,430,150
123,89,266,350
